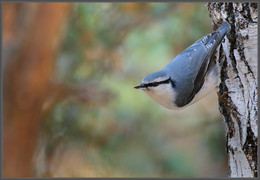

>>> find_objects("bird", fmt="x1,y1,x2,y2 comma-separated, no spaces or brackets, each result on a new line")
134,22,230,110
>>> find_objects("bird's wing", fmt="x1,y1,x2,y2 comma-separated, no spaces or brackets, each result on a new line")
187,31,220,102
172,31,221,107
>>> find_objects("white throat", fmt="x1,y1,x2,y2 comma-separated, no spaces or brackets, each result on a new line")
143,83,179,110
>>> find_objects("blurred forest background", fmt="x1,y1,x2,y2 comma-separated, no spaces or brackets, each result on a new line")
3,2,227,177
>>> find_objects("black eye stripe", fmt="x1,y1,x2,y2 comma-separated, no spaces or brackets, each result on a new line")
146,78,172,87
169,79,175,88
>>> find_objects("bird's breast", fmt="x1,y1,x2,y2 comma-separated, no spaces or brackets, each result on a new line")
143,85,183,110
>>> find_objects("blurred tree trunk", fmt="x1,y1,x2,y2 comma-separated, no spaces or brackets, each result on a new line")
207,2,257,177
3,3,70,177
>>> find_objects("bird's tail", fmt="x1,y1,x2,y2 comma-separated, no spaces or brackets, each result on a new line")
204,22,230,58
205,22,230,46
193,22,230,48
205,22,230,72
215,21,230,45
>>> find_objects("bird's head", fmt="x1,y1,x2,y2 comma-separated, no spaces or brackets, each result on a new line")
134,71,177,110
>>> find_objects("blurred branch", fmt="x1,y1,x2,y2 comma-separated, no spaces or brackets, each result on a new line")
42,82,115,113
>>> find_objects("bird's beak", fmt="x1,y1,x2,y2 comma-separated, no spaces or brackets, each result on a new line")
134,83,146,89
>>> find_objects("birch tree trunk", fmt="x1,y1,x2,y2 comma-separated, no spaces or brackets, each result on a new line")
207,2,258,177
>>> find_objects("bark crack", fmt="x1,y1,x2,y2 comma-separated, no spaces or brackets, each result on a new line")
242,124,258,176
226,3,245,145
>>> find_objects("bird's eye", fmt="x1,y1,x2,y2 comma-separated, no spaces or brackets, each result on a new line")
146,82,159,87
153,82,159,86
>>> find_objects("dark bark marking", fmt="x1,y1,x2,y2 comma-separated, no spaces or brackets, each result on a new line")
242,124,258,176
225,3,246,144
217,47,235,141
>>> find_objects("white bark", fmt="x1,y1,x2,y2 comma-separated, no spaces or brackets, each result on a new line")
208,2,258,177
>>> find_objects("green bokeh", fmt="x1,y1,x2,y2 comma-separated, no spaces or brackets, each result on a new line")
44,2,226,177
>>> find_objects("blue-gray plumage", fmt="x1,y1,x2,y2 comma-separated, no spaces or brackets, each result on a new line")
134,22,230,110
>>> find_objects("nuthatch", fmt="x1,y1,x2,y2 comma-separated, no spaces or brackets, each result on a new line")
134,22,230,110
